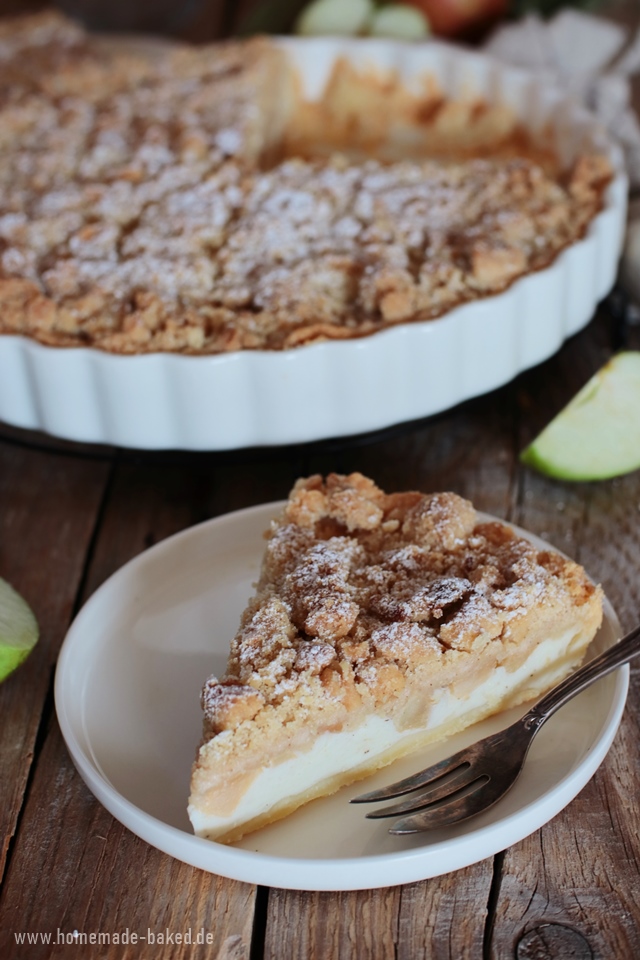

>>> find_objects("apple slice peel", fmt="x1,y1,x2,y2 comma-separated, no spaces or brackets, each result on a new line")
0,577,39,683
520,352,640,482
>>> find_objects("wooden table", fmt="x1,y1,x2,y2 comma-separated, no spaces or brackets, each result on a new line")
2,2,640,957
1,304,639,960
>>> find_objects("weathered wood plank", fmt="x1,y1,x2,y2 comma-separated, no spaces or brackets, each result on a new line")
264,886,403,960
0,441,109,885
0,452,307,959
77,454,307,598
488,310,640,957
489,671,640,959
263,863,494,960
0,719,256,960
396,874,494,960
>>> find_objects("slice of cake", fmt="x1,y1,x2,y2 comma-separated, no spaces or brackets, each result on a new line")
189,473,603,843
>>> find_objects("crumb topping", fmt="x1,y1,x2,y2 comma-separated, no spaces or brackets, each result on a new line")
200,473,600,753
201,677,265,735
0,13,612,355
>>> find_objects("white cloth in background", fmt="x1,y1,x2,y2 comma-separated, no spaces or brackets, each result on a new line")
484,8,640,303
484,9,640,190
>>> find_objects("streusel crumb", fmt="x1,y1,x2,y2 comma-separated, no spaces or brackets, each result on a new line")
192,473,602,790
0,13,612,355
188,473,605,842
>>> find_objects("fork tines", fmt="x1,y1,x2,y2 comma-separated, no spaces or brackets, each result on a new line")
351,723,524,834
351,749,471,805
363,768,487,820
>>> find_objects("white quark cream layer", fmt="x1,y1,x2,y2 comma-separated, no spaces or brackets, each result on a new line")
189,628,587,841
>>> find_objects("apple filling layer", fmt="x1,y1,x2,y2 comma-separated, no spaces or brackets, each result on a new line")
189,473,603,843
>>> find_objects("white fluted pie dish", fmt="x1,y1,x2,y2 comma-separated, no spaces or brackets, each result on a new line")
0,38,627,451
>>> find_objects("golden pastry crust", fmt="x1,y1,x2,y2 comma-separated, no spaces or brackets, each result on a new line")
190,473,603,839
0,13,612,355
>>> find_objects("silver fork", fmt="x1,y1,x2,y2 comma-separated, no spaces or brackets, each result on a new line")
351,622,640,834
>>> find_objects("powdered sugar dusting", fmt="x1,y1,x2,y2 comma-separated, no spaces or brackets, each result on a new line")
0,16,611,354
201,677,265,733
295,641,336,673
213,473,599,729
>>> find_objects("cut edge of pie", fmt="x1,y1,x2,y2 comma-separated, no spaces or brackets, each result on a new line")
188,473,603,844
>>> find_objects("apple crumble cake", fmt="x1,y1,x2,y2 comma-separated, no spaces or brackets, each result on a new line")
189,473,603,843
0,12,612,354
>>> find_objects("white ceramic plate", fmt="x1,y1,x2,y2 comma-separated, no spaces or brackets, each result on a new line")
0,37,628,451
55,502,628,891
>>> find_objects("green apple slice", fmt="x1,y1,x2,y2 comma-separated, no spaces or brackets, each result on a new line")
521,352,640,481
0,577,39,682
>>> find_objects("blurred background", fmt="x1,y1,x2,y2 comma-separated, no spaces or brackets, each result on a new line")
0,0,632,42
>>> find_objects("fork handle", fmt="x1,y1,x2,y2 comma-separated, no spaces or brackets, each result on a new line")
523,621,640,728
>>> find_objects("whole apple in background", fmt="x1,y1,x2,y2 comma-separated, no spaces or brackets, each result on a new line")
295,0,430,38
406,0,509,36
296,0,374,36
370,4,431,39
